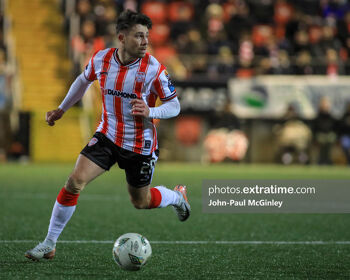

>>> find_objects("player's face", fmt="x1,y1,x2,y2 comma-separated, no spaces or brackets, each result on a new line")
123,24,149,59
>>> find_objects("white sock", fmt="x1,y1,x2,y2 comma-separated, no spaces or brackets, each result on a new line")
155,186,180,208
44,201,76,245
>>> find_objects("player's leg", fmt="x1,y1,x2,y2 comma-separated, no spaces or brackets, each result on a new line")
127,183,152,209
25,133,115,261
25,154,105,261
124,149,190,221
127,183,190,221
45,154,106,242
127,183,175,208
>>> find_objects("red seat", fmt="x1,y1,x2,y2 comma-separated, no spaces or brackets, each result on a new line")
153,46,177,64
168,1,194,22
175,117,202,146
149,24,170,47
141,1,167,24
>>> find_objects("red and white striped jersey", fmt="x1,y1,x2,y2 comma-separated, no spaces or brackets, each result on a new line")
84,48,177,155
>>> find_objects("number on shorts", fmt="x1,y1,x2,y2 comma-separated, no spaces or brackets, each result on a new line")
140,158,156,175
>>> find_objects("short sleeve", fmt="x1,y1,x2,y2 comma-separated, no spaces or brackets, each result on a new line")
151,68,177,101
83,51,98,81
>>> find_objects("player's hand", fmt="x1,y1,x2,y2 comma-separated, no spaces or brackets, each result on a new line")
130,98,149,118
46,108,65,126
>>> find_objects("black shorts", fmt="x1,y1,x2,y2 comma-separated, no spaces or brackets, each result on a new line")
81,132,159,188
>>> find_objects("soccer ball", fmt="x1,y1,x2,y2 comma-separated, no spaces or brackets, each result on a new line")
112,233,152,271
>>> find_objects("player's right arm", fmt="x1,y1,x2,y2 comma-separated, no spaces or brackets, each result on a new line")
45,73,93,126
46,108,65,126
46,51,98,126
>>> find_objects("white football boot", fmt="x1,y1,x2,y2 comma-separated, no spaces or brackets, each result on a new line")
25,240,56,261
172,185,191,222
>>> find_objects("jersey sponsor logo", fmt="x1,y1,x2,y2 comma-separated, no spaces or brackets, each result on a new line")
103,88,137,99
164,70,176,94
136,72,146,83
168,80,176,94
88,137,98,146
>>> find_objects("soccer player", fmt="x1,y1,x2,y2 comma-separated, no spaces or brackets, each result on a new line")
25,10,190,261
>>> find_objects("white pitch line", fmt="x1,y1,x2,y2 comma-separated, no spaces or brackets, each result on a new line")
0,240,350,245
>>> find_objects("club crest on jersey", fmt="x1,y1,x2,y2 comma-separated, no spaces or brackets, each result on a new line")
88,137,98,147
136,72,146,83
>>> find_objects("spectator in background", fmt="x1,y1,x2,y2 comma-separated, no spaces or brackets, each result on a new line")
285,8,305,43
255,57,273,75
254,35,285,75
205,3,233,56
103,24,118,48
292,29,310,55
322,48,345,76
168,1,194,41
338,102,350,164
294,50,314,75
71,0,118,75
207,46,236,79
71,20,105,66
337,10,350,49
67,0,350,79
76,0,93,24
274,104,312,164
236,33,255,77
93,2,118,37
226,1,254,52
319,25,342,54
176,27,206,55
122,0,137,12
175,27,207,77
313,97,337,165
207,28,230,56
274,50,293,74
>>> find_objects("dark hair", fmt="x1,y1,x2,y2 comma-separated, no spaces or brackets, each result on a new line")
116,10,152,34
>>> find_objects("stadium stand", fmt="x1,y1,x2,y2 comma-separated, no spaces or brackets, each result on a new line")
63,0,350,80
7,0,85,162
3,0,350,164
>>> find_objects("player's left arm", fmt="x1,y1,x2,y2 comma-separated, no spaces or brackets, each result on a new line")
130,97,180,119
131,67,181,119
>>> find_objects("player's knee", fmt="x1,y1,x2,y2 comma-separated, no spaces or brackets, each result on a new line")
66,175,86,194
130,197,148,209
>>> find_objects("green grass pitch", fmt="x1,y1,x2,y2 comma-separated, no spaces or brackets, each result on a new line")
0,163,350,279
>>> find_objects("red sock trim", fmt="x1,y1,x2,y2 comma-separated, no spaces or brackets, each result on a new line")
57,187,80,206
149,188,162,208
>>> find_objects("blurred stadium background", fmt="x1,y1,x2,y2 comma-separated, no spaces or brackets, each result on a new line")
1,0,350,165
